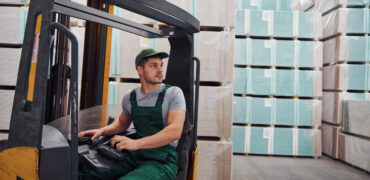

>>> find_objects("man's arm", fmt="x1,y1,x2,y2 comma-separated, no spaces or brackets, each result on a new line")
78,112,132,140
112,109,185,151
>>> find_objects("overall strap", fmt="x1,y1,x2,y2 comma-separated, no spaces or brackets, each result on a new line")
155,85,171,106
129,88,137,106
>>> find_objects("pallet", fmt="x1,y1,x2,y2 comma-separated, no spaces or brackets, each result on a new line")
233,123,319,130
234,93,321,100
235,35,320,41
233,152,321,159
234,64,321,71
321,32,369,41
323,61,370,67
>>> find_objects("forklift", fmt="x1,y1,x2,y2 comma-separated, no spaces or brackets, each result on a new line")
0,0,200,179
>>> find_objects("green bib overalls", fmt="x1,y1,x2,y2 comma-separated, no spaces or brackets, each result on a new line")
81,85,178,180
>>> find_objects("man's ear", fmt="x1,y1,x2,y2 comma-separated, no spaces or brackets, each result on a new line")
137,66,144,75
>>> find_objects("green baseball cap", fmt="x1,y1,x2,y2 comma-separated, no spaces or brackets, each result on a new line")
135,48,169,67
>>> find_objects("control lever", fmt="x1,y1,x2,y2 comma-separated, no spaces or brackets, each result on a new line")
91,136,107,147
78,136,92,146
97,145,126,162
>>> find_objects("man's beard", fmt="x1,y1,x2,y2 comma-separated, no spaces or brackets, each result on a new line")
145,73,163,84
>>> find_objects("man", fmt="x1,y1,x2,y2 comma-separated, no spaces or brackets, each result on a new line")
78,48,186,180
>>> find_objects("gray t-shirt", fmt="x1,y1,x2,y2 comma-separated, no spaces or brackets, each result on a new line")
121,84,186,147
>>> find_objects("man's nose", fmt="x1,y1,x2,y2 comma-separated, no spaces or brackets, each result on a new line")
157,66,163,72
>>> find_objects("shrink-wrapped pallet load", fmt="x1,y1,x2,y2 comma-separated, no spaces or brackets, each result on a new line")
0,6,28,44
232,97,321,126
234,39,323,67
197,140,232,180
322,92,370,125
0,48,21,86
321,123,341,159
197,86,233,139
235,10,322,39
232,126,321,156
342,100,370,138
323,36,370,64
0,90,15,130
323,64,370,91
322,8,370,38
194,31,234,84
339,133,370,172
233,68,322,97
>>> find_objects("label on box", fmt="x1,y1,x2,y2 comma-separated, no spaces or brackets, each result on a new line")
264,69,272,78
263,128,270,139
140,37,150,48
264,40,272,48
262,11,270,21
250,0,258,6
264,99,272,107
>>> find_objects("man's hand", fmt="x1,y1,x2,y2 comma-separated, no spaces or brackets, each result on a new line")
78,128,105,140
111,135,140,151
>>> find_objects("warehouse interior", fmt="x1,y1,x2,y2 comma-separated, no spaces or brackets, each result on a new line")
0,0,369,179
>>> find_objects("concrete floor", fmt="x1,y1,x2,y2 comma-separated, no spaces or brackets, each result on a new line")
233,155,370,180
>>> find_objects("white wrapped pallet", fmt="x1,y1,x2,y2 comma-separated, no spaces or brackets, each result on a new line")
195,0,235,28
322,91,370,125
0,48,21,86
323,36,370,64
0,6,28,44
235,0,313,11
0,90,15,130
339,133,370,172
194,31,234,84
322,123,341,159
197,140,232,180
342,100,370,138
314,0,370,14
322,8,370,39
198,86,232,139
323,64,370,91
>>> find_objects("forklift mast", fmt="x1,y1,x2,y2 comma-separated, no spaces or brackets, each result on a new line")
1,0,200,179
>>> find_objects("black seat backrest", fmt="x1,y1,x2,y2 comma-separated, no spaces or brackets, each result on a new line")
174,111,193,180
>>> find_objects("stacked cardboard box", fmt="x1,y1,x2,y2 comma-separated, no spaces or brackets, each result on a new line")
318,0,370,171
235,38,323,67
0,6,28,44
314,0,370,15
322,8,370,38
233,96,321,126
234,68,322,97
0,90,15,130
235,9,322,39
235,0,314,11
232,0,322,159
0,3,28,130
232,126,321,156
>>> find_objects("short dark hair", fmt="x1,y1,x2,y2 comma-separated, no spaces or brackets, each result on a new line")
137,58,149,68
137,55,163,68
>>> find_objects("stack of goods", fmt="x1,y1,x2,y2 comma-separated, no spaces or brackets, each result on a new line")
0,1,28,130
232,0,323,158
316,0,370,172
108,1,234,179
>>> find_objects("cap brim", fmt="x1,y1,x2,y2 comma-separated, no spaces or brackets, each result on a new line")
144,52,169,59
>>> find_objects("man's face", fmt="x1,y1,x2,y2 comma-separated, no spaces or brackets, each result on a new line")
139,57,164,84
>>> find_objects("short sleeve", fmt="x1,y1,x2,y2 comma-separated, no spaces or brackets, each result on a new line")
168,86,186,111
121,91,132,116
